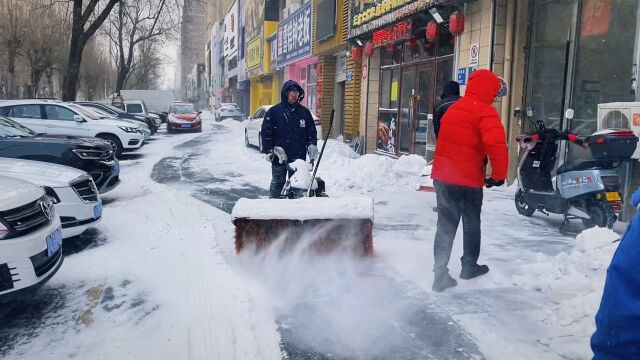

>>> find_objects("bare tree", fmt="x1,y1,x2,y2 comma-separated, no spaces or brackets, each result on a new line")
20,1,69,98
105,0,178,91
61,0,121,101
0,1,28,98
126,40,164,89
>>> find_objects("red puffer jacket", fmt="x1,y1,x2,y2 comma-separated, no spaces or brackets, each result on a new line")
431,69,508,188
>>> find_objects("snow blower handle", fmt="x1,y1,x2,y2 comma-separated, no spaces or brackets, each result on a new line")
307,109,335,197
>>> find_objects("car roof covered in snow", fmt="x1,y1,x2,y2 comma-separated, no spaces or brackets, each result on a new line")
231,197,374,221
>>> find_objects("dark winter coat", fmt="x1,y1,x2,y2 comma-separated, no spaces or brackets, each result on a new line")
433,81,461,138
261,80,317,162
431,69,508,188
591,188,640,359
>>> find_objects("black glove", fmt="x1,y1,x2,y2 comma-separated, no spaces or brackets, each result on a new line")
485,178,505,188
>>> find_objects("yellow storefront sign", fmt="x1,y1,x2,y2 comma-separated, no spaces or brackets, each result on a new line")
247,36,262,70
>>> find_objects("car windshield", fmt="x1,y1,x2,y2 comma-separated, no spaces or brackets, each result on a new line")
0,116,37,138
221,103,239,109
68,104,104,120
127,103,144,113
171,104,196,114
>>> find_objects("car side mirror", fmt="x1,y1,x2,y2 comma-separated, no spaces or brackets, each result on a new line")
248,116,253,121
73,115,84,122
565,108,574,120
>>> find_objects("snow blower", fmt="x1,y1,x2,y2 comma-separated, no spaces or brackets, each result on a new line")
231,110,374,256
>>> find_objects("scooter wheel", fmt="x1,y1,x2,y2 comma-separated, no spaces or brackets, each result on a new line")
515,189,536,217
583,204,616,229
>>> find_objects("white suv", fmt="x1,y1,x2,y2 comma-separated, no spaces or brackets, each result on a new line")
0,100,146,156
0,175,63,302
0,158,102,239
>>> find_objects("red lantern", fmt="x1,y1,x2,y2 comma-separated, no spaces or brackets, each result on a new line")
449,11,465,35
364,41,375,57
426,20,439,42
351,46,362,61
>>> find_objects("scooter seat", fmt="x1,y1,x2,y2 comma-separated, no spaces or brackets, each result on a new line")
557,160,608,174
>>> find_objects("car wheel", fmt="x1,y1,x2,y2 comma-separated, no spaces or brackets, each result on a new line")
245,130,250,147
98,134,124,157
258,133,263,152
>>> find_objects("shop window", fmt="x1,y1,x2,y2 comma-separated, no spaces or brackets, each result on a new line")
437,24,455,57
307,64,317,113
381,46,402,67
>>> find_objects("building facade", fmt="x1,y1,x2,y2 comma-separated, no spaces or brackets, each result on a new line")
180,0,208,101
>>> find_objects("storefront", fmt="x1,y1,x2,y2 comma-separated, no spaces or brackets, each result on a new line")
349,0,461,158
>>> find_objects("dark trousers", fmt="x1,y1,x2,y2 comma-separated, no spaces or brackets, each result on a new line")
270,162,293,198
433,180,483,273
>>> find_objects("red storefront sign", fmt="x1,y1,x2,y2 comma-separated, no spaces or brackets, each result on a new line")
372,20,412,47
581,0,612,37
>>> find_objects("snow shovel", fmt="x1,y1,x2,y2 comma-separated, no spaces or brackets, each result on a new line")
231,110,374,256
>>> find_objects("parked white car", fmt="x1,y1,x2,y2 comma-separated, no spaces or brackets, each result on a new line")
0,175,63,302
244,105,323,151
0,100,146,156
217,103,244,121
0,158,102,239
124,100,162,128
70,104,151,142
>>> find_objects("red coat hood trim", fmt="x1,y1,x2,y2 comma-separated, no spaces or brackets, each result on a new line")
465,69,501,104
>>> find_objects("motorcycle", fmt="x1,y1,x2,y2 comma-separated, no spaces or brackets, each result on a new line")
515,111,638,233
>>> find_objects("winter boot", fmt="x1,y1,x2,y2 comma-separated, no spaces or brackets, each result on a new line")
459,263,490,280
432,271,457,292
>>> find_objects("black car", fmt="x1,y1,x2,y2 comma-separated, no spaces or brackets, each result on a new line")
0,116,120,194
73,101,158,134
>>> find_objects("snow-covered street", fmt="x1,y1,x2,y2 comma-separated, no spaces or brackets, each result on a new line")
0,113,622,359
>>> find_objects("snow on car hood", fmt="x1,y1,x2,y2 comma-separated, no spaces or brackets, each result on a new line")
0,158,87,187
0,175,44,211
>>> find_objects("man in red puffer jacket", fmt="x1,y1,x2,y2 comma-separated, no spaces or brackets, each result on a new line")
431,69,508,292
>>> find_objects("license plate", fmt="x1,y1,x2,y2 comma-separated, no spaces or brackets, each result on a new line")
180,124,191,128
46,227,63,257
113,162,120,176
93,203,102,219
605,191,621,201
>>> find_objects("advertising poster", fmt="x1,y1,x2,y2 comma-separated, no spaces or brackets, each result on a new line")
377,114,397,153
247,36,262,70
245,0,264,42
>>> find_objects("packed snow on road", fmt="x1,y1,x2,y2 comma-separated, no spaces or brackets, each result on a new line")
0,112,621,360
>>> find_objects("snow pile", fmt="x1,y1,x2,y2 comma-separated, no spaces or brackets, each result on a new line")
317,140,426,193
511,227,620,327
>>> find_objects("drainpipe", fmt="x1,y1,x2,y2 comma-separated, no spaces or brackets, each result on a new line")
500,0,516,182
488,0,496,70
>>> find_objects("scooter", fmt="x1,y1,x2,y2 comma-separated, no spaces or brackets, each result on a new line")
515,112,638,233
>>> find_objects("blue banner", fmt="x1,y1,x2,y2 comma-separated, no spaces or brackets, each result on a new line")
277,1,312,67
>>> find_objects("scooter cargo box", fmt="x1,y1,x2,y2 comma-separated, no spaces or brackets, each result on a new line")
586,129,638,160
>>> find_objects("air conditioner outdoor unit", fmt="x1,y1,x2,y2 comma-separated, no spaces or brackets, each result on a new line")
597,102,640,159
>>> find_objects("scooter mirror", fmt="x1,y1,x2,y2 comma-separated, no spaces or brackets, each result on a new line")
565,108,575,120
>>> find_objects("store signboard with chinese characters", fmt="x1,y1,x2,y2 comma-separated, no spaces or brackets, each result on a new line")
277,1,312,67
247,36,263,73
348,0,438,38
372,20,412,47
224,1,238,57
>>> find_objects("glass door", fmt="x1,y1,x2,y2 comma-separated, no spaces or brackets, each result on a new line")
399,68,416,154
523,0,579,132
415,64,434,159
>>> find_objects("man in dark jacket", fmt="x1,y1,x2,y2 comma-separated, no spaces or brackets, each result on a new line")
433,81,461,139
431,69,509,292
591,188,640,359
261,80,318,198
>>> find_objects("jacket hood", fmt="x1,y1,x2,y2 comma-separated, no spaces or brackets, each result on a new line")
465,69,501,104
280,80,305,105
440,81,460,100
